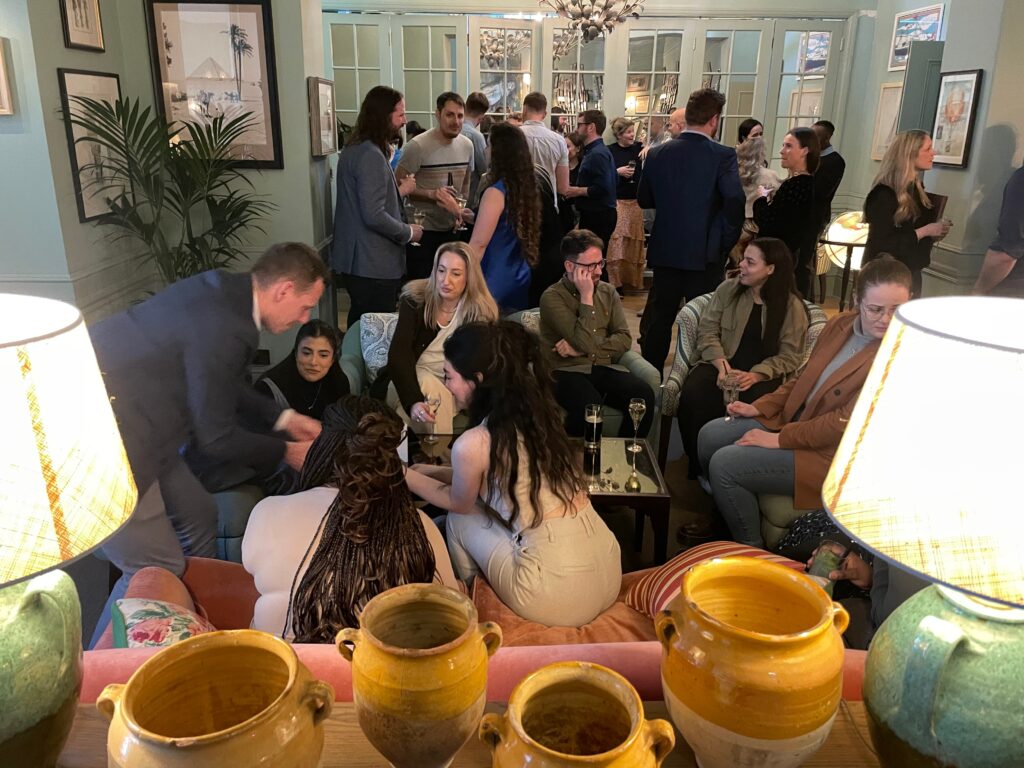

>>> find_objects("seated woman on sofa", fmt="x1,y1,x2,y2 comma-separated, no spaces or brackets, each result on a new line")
404,321,622,627
373,242,499,435
242,395,458,642
257,320,350,419
678,237,808,478
697,256,913,548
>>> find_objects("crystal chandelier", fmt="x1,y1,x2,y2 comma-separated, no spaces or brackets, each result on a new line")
480,29,532,69
539,0,646,41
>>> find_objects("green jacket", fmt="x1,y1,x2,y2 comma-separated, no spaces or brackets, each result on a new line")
539,276,632,372
697,277,809,381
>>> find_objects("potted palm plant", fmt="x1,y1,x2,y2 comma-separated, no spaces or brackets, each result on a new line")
65,96,275,285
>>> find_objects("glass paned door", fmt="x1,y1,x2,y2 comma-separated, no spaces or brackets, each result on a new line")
324,16,390,133
542,20,607,124
469,17,539,121
624,26,686,144
392,16,468,132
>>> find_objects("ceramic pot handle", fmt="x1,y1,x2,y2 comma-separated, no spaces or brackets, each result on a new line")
479,712,505,750
831,601,850,635
335,627,361,662
654,610,678,649
304,680,335,726
479,622,503,657
97,684,124,722
891,615,966,739
646,718,677,765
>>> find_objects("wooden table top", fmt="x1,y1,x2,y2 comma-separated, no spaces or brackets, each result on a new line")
59,700,879,767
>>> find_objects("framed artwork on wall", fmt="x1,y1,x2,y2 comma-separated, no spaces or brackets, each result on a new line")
60,0,105,52
0,39,13,116
307,77,336,157
871,82,904,161
931,69,983,168
888,4,944,71
58,68,123,222
143,0,283,168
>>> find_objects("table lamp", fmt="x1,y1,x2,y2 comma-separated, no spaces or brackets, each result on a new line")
819,211,869,311
0,294,137,767
822,296,1024,768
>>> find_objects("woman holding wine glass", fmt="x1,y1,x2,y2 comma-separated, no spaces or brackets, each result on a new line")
607,117,645,293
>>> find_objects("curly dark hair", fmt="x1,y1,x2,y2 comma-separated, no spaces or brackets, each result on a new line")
443,321,583,531
287,395,436,642
349,85,404,156
482,122,541,267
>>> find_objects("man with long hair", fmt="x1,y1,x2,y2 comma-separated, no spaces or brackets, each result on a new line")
331,85,423,327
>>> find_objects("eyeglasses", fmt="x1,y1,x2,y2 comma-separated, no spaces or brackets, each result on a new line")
576,121,591,128
861,303,902,320
570,259,606,271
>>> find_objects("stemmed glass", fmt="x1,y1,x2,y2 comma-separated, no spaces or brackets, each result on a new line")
721,373,741,422
422,395,442,445
453,192,468,232
627,397,646,453
406,203,427,246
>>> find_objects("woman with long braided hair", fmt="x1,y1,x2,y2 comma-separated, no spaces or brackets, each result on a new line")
405,321,621,627
242,395,458,641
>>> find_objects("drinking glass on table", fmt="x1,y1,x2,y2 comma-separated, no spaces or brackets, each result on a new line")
422,395,442,444
627,397,646,453
721,373,741,422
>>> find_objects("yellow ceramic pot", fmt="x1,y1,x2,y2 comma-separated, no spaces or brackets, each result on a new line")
97,630,333,768
656,557,849,768
480,661,675,767
336,583,502,768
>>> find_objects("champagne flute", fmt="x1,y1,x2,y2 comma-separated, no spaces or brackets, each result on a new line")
407,204,426,246
453,193,468,232
721,373,741,422
422,395,442,445
627,397,646,453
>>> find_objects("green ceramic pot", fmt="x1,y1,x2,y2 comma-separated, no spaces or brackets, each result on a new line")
864,584,1024,768
0,569,83,768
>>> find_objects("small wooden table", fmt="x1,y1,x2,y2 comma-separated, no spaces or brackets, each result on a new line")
59,701,879,767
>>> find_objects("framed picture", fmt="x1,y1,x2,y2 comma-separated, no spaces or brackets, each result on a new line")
144,0,283,169
871,82,904,161
0,39,13,116
931,69,982,167
307,77,336,157
60,0,105,52
58,68,123,222
889,4,943,71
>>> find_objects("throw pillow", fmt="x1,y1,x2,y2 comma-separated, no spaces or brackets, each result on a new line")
624,541,804,618
111,598,216,649
359,312,399,384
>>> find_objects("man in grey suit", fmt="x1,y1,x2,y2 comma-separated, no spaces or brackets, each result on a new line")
88,242,327,644
331,85,422,327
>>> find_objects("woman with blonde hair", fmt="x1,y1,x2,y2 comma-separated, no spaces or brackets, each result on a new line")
607,116,646,291
730,136,783,266
373,241,499,434
863,129,951,296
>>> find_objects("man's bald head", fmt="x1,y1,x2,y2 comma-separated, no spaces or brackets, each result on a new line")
667,108,686,137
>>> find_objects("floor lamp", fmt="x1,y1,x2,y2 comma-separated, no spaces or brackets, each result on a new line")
819,211,869,311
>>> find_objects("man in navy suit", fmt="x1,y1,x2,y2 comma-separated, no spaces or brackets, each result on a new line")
637,88,745,372
88,243,328,643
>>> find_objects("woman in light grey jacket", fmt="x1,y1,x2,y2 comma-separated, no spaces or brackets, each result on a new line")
331,86,423,327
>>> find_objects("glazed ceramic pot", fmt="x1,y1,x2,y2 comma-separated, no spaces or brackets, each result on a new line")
98,629,333,767
336,583,502,768
479,661,675,767
0,570,82,768
656,556,849,768
864,584,1024,767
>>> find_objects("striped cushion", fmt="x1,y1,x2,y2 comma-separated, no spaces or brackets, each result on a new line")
624,541,804,618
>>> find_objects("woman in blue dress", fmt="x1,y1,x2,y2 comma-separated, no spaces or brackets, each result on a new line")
466,122,541,313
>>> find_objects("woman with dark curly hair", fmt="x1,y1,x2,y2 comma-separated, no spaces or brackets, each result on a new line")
405,321,621,626
466,122,541,313
242,395,458,642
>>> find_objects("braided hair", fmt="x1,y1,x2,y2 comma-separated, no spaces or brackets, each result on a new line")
287,395,437,642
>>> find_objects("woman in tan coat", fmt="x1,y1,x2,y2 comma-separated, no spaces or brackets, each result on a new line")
697,257,913,548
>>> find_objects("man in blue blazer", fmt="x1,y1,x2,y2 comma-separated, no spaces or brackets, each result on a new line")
637,88,745,372
88,243,327,643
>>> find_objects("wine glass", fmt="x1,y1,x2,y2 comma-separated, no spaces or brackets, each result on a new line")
721,373,741,422
422,395,442,445
627,398,646,453
453,193,468,232
407,206,427,246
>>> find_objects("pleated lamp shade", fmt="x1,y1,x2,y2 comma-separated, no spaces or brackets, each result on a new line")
823,296,1024,608
0,294,136,586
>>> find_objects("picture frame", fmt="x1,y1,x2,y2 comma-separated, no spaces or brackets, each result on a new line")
58,68,123,222
931,69,983,168
0,38,13,116
870,82,904,161
144,0,283,169
307,77,336,157
888,4,943,71
60,0,105,52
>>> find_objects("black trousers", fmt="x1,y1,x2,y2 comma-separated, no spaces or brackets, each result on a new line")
553,366,656,438
640,264,723,372
578,208,618,282
677,363,782,477
341,273,402,329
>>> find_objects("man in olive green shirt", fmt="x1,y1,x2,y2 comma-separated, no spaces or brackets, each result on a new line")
539,229,655,437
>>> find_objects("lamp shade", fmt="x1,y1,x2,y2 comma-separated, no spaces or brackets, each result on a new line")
823,296,1024,607
822,211,869,271
0,294,136,585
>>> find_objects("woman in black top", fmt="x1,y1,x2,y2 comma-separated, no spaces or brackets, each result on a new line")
606,117,645,292
863,130,951,296
753,127,820,299
257,321,349,419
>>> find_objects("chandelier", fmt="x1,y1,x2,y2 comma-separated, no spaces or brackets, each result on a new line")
539,0,646,41
551,27,583,60
480,29,532,69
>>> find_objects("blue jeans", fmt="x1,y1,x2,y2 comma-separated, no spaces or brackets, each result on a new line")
697,417,795,548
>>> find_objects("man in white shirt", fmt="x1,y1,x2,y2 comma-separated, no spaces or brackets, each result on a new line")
520,91,570,206
462,91,489,207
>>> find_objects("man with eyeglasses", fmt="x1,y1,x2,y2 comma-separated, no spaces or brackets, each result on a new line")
539,229,656,439
564,110,618,267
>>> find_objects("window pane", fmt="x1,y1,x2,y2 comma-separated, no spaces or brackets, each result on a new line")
432,71,456,100
482,71,506,112
552,73,600,115
655,32,683,72
407,112,431,130
721,117,744,147
704,32,730,73
552,29,579,71
782,31,804,72
480,27,505,70
794,82,823,118
333,69,358,111
359,68,381,95
628,30,655,71
702,72,725,90
505,74,529,112
803,32,830,73
337,111,357,134
431,27,457,69
774,117,794,147
405,71,431,112
507,29,532,71
582,73,603,110
331,24,354,68
777,74,800,114
731,30,760,72
652,73,679,112
356,25,379,68
580,37,605,70
726,74,756,115
625,73,650,114
403,26,429,69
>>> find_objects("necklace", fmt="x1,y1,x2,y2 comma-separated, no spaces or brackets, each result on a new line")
305,379,324,410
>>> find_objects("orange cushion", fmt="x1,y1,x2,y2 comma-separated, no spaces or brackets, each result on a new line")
624,541,804,617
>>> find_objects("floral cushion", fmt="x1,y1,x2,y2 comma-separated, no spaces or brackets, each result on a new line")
111,598,216,648
623,541,804,618
358,312,399,384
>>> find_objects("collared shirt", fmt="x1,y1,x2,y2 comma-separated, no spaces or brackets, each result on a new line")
538,275,632,372
575,138,617,212
253,281,296,431
820,145,836,157
681,128,712,140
